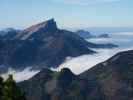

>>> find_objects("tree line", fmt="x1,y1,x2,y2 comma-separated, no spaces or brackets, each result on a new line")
0,75,26,100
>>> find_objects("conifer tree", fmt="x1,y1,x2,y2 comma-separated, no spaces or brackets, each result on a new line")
2,74,26,100
0,76,4,100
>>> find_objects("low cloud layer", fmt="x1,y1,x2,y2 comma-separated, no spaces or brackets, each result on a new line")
1,68,40,82
53,32,133,74
1,32,133,82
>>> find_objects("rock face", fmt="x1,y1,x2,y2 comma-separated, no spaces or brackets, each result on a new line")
19,50,133,100
81,50,133,100
19,68,103,100
15,19,58,40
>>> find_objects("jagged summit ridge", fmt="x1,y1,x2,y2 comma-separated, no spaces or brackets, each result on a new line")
16,18,58,40
25,18,57,32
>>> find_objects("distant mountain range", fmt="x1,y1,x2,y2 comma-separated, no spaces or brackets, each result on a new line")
68,27,133,34
0,19,117,73
75,30,110,39
0,28,20,39
19,49,133,100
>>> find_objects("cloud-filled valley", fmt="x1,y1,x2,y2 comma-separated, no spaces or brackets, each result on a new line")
1,31,133,82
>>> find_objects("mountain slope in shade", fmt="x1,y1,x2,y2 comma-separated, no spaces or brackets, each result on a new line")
81,50,133,100
19,50,133,100
19,68,104,100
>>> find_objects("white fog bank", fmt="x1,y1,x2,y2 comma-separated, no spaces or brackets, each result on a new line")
1,67,40,82
53,32,133,74
1,32,133,81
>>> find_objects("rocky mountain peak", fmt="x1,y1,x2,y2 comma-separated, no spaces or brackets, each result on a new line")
37,18,57,31
16,18,58,40
25,18,57,33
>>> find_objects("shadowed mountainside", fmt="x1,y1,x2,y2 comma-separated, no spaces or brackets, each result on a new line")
19,50,133,100
19,68,103,100
81,50,133,100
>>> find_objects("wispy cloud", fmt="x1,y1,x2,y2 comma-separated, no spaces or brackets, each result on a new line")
53,0,121,5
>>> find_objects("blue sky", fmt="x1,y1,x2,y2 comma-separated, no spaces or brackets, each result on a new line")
0,0,133,29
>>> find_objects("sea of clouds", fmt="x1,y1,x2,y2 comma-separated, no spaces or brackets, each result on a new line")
1,32,133,82
53,32,133,74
